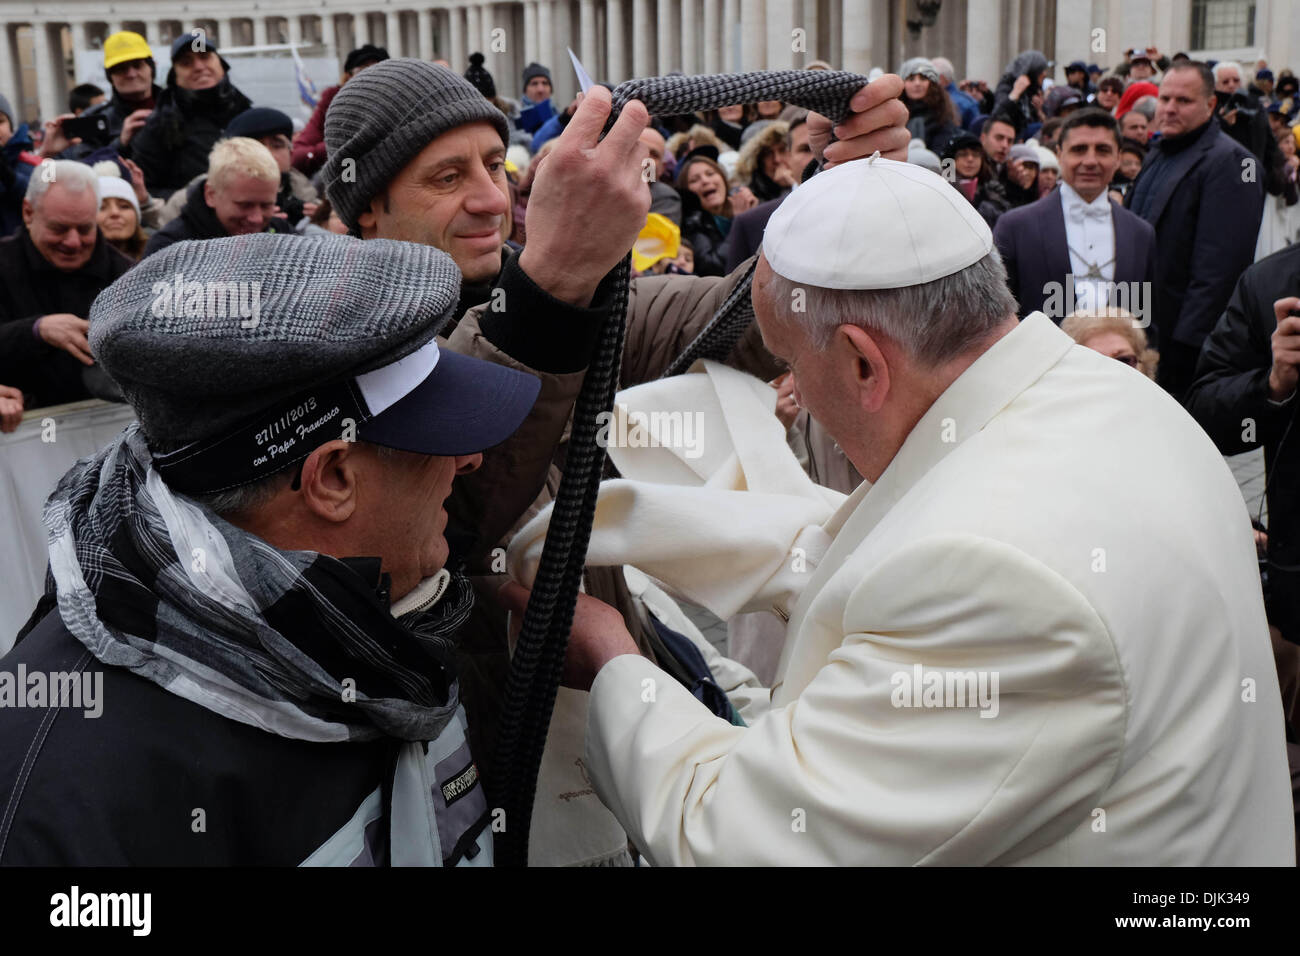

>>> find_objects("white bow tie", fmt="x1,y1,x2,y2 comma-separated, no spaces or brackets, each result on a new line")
1067,200,1109,223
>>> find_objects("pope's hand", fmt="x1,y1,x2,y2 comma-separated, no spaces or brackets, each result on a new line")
498,580,641,692
808,73,909,168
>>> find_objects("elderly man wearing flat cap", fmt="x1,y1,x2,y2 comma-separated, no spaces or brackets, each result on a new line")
0,233,540,865
321,58,912,866
522,154,1295,865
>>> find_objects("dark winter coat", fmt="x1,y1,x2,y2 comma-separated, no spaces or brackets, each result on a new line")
1126,117,1264,394
130,76,253,199
1185,242,1300,641
993,50,1049,133
0,227,133,408
0,123,39,237
678,193,731,278
77,83,163,152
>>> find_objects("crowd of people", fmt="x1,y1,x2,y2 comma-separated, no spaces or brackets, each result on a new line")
0,30,1296,867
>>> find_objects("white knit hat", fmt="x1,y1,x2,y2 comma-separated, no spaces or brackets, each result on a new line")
762,154,993,290
96,176,141,220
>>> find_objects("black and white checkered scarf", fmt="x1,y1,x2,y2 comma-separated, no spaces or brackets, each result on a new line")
42,425,473,743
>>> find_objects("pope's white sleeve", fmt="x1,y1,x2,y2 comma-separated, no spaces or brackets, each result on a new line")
584,534,1127,866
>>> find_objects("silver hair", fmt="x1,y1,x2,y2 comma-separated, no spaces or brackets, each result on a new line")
24,159,100,209
1130,95,1158,121
931,56,956,84
1212,60,1242,83
760,250,1019,367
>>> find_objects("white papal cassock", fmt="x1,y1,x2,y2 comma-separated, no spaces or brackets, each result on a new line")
577,312,1294,865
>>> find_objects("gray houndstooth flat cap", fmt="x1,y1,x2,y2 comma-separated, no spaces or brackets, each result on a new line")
89,232,539,493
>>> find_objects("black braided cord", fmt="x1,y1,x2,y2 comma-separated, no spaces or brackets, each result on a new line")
492,71,869,866
663,257,759,377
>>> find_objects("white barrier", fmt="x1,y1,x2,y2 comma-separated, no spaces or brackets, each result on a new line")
0,400,136,654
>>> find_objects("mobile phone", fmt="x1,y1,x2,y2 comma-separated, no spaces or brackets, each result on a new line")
62,114,109,143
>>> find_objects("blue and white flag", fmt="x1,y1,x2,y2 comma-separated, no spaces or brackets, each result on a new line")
290,45,318,108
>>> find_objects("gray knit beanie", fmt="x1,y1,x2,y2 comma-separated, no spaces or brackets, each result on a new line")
899,57,941,86
522,62,552,90
322,58,511,232
0,92,13,126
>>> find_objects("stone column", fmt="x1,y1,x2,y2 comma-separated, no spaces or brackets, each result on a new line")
964,0,998,93
723,0,739,71
107,20,123,36
632,0,652,77
253,17,269,48
580,0,599,74
386,10,401,55
739,0,763,70
71,21,88,55
355,12,370,47
680,0,696,73
1053,0,1091,83
553,0,573,99
538,0,555,75
32,22,60,122
657,0,675,74
803,0,820,63
768,0,798,70
607,0,627,81
702,0,719,72
466,4,481,56
288,14,303,49
840,0,871,73
320,14,337,60
450,6,466,69
419,8,434,60
524,1,538,61
0,24,19,115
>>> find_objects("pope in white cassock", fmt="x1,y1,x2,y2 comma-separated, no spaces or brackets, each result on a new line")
502,154,1295,865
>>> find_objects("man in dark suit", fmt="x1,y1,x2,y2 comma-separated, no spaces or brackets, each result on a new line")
1125,60,1264,399
994,109,1157,328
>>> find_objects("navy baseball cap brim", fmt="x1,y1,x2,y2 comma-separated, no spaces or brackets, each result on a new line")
359,348,540,457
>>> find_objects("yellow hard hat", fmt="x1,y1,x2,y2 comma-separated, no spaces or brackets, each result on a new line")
632,213,681,272
104,31,154,71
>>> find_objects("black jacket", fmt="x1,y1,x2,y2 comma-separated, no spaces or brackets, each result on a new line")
1185,243,1300,640
0,228,133,408
993,50,1049,133
0,605,393,865
1126,118,1264,352
723,197,783,273
1219,105,1296,203
143,177,293,258
77,83,163,153
678,193,730,277
130,77,253,199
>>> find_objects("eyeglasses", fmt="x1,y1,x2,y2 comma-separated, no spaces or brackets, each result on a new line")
1113,354,1139,367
